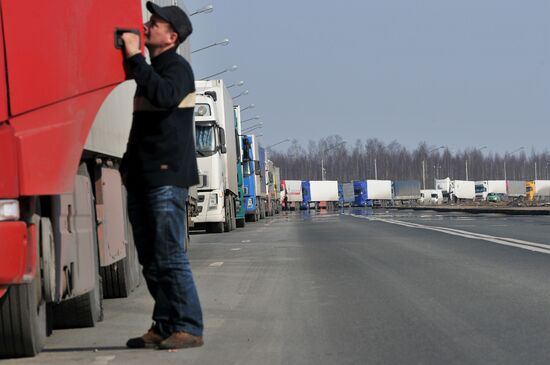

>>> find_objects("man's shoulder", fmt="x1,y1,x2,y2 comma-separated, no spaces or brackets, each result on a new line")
166,52,194,78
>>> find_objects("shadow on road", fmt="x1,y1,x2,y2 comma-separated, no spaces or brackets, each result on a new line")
42,346,128,353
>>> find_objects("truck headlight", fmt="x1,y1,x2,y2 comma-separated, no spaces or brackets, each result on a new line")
0,200,19,221
208,194,218,209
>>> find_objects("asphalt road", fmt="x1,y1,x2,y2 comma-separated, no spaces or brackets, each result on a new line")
5,208,550,364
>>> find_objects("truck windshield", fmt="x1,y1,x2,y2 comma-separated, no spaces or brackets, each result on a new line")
196,124,216,156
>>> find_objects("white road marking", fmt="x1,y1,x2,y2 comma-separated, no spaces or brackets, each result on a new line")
242,240,251,243
347,213,550,255
209,261,224,267
231,248,242,251
91,356,116,365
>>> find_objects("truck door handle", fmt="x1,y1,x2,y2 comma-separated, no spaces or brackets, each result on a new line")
114,28,141,49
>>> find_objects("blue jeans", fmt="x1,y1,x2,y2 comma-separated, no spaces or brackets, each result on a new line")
128,185,203,337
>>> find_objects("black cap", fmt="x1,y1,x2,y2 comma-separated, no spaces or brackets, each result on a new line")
146,1,192,43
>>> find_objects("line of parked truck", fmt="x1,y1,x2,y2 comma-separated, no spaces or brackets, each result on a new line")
278,178,550,210
191,80,283,233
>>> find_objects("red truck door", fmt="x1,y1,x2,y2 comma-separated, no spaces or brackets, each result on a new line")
0,0,142,195
0,6,8,121
2,0,141,115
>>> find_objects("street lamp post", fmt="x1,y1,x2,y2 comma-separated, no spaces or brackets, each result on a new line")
466,145,487,181
240,104,255,112
233,90,249,99
189,4,214,16
504,147,524,180
321,141,346,180
242,122,263,134
200,65,237,80
192,38,229,54
227,81,244,89
241,116,260,123
423,146,445,189
266,139,290,150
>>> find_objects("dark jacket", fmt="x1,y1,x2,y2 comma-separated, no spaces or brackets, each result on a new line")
120,47,199,190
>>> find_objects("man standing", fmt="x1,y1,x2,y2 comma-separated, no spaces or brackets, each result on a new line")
119,1,203,350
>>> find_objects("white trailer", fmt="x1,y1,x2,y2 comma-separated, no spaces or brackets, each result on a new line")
366,180,392,200
451,180,475,201
309,181,339,202
534,180,550,198
284,180,303,202
507,180,526,197
192,80,239,233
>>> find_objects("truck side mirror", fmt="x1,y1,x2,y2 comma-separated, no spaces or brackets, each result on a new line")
219,128,227,154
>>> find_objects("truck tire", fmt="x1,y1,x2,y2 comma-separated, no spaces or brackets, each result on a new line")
100,186,141,298
0,210,51,358
207,222,224,233
223,197,231,232
259,201,266,219
236,218,245,228
101,258,130,298
230,198,237,231
53,165,103,328
0,279,47,358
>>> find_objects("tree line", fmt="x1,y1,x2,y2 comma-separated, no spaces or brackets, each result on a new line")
269,135,550,188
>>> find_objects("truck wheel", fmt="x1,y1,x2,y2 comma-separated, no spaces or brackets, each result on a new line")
260,201,266,219
101,185,140,298
230,199,237,231
53,164,103,328
207,222,224,233
236,218,245,228
101,258,131,298
0,215,47,358
223,197,231,232
0,279,47,358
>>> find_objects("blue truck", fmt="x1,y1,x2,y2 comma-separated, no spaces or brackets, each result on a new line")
353,181,373,207
301,180,311,210
242,135,266,221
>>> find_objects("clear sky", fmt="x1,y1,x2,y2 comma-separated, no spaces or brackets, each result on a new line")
186,0,550,154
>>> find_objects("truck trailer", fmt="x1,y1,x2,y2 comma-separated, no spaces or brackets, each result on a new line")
366,180,392,204
342,183,355,206
393,180,421,202
526,180,550,202
282,180,302,210
450,180,475,201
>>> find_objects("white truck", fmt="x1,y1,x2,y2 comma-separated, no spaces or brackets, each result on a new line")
435,178,451,199
193,80,238,233
450,180,475,202
474,180,507,200
419,189,443,205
